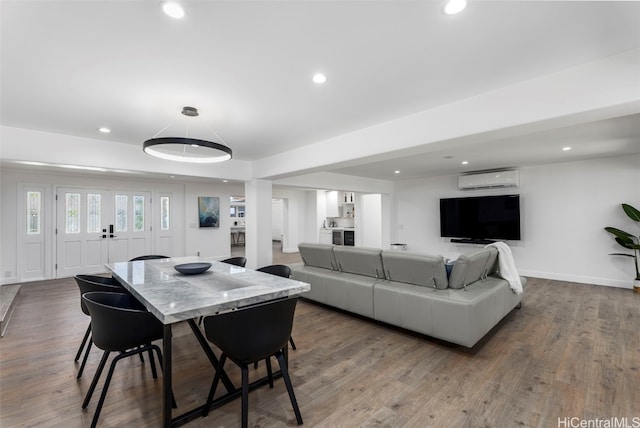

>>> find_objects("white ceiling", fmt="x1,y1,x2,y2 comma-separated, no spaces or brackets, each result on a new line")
1,1,640,181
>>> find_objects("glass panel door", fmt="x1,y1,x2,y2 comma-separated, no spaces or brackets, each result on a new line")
56,188,152,276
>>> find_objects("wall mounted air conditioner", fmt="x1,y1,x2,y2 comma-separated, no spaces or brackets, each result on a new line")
458,170,519,190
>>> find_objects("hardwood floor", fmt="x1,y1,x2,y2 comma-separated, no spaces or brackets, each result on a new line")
231,240,303,266
1,276,638,427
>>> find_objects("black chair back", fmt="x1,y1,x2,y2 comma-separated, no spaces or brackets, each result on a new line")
221,256,247,267
76,274,120,286
75,275,124,316
82,292,162,352
256,264,291,278
129,255,169,261
204,298,297,364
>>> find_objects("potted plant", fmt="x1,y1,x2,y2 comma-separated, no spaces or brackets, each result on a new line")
604,203,640,292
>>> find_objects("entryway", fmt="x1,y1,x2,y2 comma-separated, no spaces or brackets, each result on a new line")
55,188,152,277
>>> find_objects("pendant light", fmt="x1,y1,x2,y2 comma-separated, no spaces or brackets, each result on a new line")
143,107,232,163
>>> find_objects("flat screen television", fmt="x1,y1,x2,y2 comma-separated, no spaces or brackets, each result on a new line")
440,194,521,242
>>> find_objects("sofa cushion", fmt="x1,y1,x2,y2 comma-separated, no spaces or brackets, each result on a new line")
381,250,448,289
298,243,337,270
448,247,498,289
333,246,386,279
484,247,499,276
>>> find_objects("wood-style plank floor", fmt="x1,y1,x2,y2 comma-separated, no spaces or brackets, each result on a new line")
1,274,639,427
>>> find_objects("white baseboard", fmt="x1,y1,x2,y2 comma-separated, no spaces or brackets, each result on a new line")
518,269,633,289
0,277,19,286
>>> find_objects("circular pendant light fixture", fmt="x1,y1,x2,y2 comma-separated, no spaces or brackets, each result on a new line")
143,107,233,163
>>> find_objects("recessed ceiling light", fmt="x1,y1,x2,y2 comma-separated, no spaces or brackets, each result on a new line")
223,179,229,183
461,161,469,165
163,2,185,19
562,146,572,151
443,0,467,15
394,170,400,174
98,127,111,133
313,73,327,84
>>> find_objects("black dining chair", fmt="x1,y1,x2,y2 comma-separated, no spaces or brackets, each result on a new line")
256,265,298,351
220,256,247,267
74,275,125,378
256,265,297,351
202,298,303,428
129,255,170,261
76,274,121,286
81,291,174,428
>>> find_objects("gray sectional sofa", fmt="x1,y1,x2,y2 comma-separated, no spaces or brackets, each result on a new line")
291,243,525,348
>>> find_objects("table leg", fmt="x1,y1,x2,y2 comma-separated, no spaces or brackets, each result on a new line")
186,319,235,393
163,324,172,428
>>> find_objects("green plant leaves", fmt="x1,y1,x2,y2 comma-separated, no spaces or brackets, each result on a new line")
604,204,639,280
622,203,640,222
614,237,640,250
609,252,636,257
604,226,634,240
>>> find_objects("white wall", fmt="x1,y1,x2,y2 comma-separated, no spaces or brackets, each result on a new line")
0,168,257,283
183,181,244,259
0,169,313,283
244,180,273,269
392,154,640,289
360,194,383,248
303,190,327,243
272,199,283,241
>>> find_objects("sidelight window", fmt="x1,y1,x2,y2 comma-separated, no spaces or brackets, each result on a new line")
161,196,170,231
134,195,144,232
26,191,41,235
65,193,81,233
115,195,127,232
87,193,101,233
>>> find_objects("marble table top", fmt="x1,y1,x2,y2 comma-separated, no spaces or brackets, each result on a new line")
106,256,310,325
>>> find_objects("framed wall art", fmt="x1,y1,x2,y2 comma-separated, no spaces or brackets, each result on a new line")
198,196,220,228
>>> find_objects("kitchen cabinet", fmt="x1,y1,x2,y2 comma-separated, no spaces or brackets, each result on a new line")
340,192,355,205
340,204,354,218
319,228,333,244
326,191,339,218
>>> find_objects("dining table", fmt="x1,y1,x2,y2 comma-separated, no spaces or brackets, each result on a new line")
106,256,310,427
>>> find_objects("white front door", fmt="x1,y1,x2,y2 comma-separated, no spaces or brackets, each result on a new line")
56,188,152,277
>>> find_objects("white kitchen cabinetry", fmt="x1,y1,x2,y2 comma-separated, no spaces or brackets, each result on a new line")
340,192,355,205
319,228,333,244
326,191,339,218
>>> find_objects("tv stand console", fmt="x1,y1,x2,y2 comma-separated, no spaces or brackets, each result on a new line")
450,238,496,245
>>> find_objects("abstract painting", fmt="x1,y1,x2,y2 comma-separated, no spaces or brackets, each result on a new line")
198,196,220,228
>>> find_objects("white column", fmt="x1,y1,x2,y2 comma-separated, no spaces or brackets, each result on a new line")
244,179,272,269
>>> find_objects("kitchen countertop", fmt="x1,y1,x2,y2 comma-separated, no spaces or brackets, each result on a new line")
320,227,355,231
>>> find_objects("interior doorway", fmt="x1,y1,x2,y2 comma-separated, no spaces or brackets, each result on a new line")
229,195,246,247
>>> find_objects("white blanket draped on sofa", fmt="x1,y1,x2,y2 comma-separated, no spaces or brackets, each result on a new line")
486,242,523,294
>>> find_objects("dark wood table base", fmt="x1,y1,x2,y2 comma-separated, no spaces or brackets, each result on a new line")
163,319,287,427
